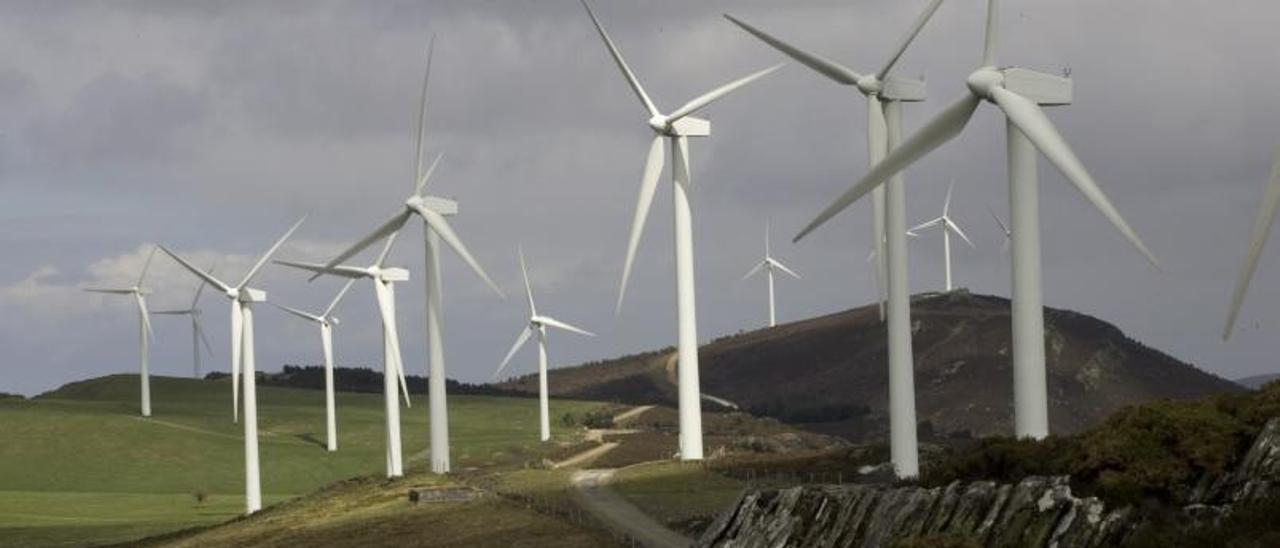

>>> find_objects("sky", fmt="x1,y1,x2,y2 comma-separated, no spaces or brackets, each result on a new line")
2,0,1279,397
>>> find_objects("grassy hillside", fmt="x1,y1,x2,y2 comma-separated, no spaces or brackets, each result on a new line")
0,374,605,547
500,291,1241,441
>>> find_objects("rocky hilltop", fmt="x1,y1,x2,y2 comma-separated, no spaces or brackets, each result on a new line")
698,418,1280,548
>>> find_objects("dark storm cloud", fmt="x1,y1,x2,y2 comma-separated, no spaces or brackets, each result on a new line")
3,0,1280,397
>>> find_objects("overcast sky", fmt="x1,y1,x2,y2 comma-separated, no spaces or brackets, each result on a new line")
3,0,1278,397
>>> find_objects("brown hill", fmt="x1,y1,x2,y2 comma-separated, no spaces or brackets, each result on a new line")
496,291,1241,442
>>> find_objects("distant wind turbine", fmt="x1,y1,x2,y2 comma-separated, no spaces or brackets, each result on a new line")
492,248,595,442
270,279,356,452
1224,151,1280,340
583,0,780,461
84,246,158,417
278,236,412,477
152,268,215,379
316,38,504,475
795,0,1158,441
160,217,307,515
988,205,1012,255
740,223,800,327
910,180,975,292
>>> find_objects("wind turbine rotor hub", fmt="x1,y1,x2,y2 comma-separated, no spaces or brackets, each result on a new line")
405,195,424,209
856,75,882,95
647,114,671,134
966,68,1004,100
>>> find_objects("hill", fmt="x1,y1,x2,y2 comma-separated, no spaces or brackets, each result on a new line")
498,291,1241,441
0,374,606,547
1237,373,1280,390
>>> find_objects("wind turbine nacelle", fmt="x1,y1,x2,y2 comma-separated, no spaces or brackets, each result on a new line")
422,196,458,217
669,116,710,137
1002,68,1073,106
880,76,927,102
381,267,410,282
239,288,267,303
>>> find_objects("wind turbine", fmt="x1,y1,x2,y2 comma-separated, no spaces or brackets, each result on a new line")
740,223,800,327
84,246,158,417
727,0,945,478
152,269,215,379
278,236,413,477
795,0,1158,442
270,279,356,452
1224,151,1280,340
583,0,780,461
910,180,975,292
159,217,306,515
726,0,944,323
316,38,504,475
492,248,595,442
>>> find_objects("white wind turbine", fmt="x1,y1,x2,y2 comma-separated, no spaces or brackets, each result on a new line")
279,236,413,477
727,0,945,478
795,0,1158,441
726,0,945,323
910,180,975,292
152,269,215,379
160,217,306,515
1224,151,1280,340
316,39,504,475
84,246,158,417
740,223,800,328
492,248,595,442
988,205,1012,255
270,279,357,453
582,0,780,461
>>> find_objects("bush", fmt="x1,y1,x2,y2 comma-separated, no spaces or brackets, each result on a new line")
581,410,614,429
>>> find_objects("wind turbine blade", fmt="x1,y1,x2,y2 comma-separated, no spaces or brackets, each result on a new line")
518,246,537,316
159,246,233,294
723,14,861,85
270,302,323,324
136,293,154,341
943,179,955,215
372,281,410,407
230,301,243,422
581,0,659,117
322,279,357,318
983,0,1000,67
764,220,771,258
83,288,135,295
794,93,982,242
275,260,365,279
240,216,307,289
772,259,802,280
493,325,533,380
909,217,944,233
414,35,435,185
137,246,158,287
539,316,596,337
150,310,192,315
876,0,947,79
991,87,1159,267
740,260,767,281
667,64,783,123
194,315,214,357
412,204,506,299
1224,152,1280,339
373,228,401,268
617,135,665,313
313,211,412,281
191,269,212,308
947,218,976,248
987,205,1011,236
414,153,444,197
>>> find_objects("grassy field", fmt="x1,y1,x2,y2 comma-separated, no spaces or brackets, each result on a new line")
0,374,605,547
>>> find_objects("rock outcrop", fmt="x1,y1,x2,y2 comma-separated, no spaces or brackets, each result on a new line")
700,418,1280,548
